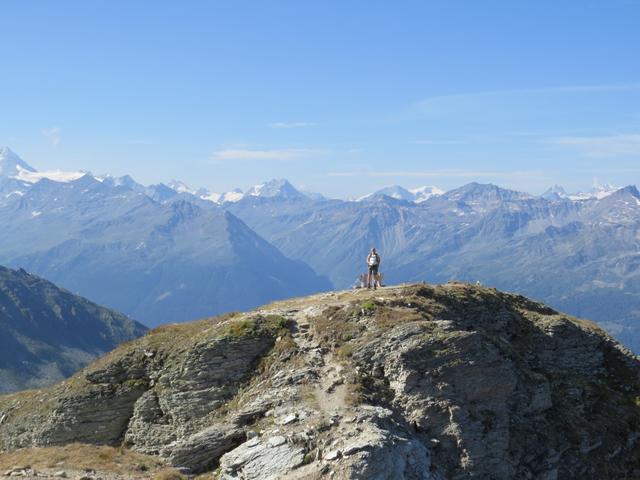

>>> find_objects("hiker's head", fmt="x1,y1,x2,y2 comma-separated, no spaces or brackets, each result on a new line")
371,247,377,253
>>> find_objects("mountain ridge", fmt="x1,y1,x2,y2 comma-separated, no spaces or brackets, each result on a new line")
0,159,331,326
0,264,147,393
0,283,637,478
0,146,633,205
3,147,640,353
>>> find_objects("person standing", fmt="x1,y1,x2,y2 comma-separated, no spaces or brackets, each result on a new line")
366,248,381,289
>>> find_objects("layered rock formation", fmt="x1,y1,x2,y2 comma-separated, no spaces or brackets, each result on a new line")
0,284,638,479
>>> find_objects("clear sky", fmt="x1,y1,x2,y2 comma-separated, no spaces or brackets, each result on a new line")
2,0,640,198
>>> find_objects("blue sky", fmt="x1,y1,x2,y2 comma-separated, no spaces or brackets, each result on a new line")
2,0,640,197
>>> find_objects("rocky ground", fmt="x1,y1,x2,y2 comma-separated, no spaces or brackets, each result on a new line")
1,283,639,479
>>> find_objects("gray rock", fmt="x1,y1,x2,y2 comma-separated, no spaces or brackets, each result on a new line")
280,414,298,425
324,450,341,461
267,435,287,447
165,424,245,473
219,436,305,480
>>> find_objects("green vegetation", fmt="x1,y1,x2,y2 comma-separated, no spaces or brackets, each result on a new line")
301,451,316,466
217,314,291,340
360,300,377,314
218,318,260,338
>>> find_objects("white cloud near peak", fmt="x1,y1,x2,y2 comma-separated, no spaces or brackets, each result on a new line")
42,126,61,146
212,148,320,161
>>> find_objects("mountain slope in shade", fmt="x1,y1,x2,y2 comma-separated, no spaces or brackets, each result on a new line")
0,265,147,393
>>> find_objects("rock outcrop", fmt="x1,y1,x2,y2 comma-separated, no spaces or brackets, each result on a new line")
1,283,639,479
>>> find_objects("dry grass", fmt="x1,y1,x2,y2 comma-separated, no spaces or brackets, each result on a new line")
311,305,364,347
0,444,180,477
298,382,320,409
344,380,365,406
152,468,187,480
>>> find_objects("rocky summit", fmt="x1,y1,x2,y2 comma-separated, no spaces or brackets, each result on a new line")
0,283,639,479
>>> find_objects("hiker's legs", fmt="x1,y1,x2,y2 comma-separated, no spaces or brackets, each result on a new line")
369,266,378,289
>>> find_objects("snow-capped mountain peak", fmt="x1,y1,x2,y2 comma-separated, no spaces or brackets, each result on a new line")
566,183,620,201
219,188,244,203
14,166,87,184
588,183,620,200
0,147,36,177
1,147,86,184
540,185,568,200
359,185,415,202
198,191,222,203
244,179,304,199
540,183,621,202
96,174,144,190
409,185,445,203
167,180,196,195
359,185,443,203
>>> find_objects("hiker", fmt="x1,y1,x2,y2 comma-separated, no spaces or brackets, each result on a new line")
366,247,381,289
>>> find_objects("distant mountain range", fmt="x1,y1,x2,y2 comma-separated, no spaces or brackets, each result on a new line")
540,183,621,201
1,146,639,352
227,183,640,352
0,148,331,327
0,264,146,393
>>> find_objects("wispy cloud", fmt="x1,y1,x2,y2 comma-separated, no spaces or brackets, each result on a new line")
551,133,640,157
212,148,320,161
327,169,544,178
269,121,317,129
416,83,640,112
530,83,640,94
42,126,61,146
409,139,465,145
